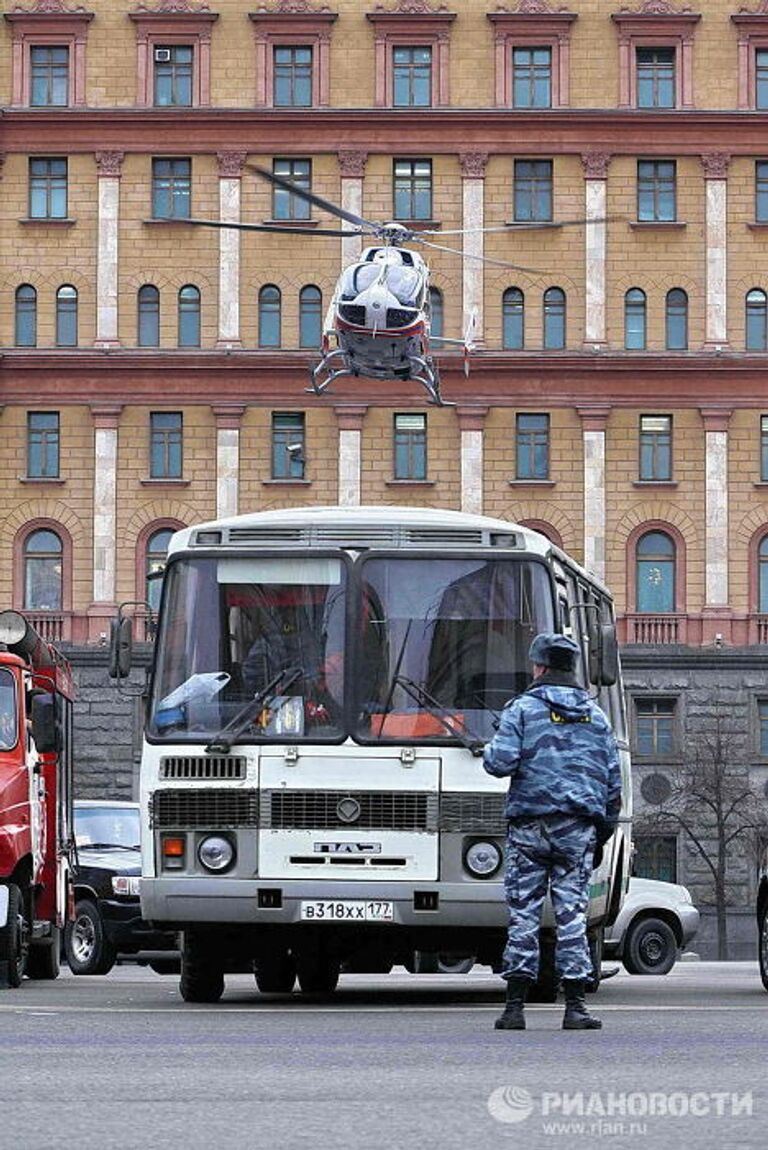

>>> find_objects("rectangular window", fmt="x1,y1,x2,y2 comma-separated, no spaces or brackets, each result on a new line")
512,46,551,109
272,158,311,221
154,44,193,107
514,159,553,223
392,46,432,107
633,835,678,883
152,158,191,220
393,413,427,481
272,412,306,480
639,415,672,481
393,159,432,221
762,416,768,482
30,45,69,107
635,698,676,757
27,412,60,479
516,413,549,480
637,160,676,222
758,49,768,111
273,45,313,107
636,47,676,109
759,700,768,755
756,161,768,223
29,157,67,220
150,412,183,479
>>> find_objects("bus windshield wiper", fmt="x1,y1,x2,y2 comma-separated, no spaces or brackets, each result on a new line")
205,666,302,754
392,675,485,756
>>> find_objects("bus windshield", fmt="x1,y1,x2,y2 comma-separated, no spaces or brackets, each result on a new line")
148,553,554,745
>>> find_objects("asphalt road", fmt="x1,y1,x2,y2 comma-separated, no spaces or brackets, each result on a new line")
0,962,765,1150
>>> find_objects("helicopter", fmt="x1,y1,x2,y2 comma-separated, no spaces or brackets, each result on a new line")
181,166,604,406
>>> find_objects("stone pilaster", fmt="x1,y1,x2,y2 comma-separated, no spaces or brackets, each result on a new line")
212,405,245,518
456,405,488,515
338,150,368,267
701,407,732,612
581,152,611,349
459,152,488,345
94,152,124,348
216,152,247,349
335,404,368,507
702,153,730,349
578,406,610,583
88,405,122,641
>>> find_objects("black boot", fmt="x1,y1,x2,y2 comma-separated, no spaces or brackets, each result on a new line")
494,977,529,1030
562,980,602,1030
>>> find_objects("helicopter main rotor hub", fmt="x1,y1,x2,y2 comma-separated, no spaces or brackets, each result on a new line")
377,222,414,246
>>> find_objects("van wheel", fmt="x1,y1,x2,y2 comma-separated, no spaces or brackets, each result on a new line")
180,930,225,1003
26,928,61,980
255,950,296,993
65,901,116,976
623,917,677,975
0,885,28,988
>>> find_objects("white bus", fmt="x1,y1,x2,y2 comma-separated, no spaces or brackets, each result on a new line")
114,505,631,1002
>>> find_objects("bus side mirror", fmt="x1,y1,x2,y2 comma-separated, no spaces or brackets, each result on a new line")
586,614,600,685
599,623,619,687
30,692,59,754
109,616,133,679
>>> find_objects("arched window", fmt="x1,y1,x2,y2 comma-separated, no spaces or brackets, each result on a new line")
759,535,768,613
624,288,647,350
428,286,444,341
636,530,676,613
665,288,688,350
24,529,63,611
138,284,160,347
146,528,174,614
259,285,281,348
299,285,322,349
15,284,37,347
543,287,566,349
746,289,768,352
503,288,524,350
56,285,77,347
178,285,200,347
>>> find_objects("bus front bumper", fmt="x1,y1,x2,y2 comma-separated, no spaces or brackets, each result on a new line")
141,876,510,930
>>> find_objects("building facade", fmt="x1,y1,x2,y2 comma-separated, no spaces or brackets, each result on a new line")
3,0,768,954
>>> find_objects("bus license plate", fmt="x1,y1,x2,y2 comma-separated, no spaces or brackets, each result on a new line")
300,900,394,922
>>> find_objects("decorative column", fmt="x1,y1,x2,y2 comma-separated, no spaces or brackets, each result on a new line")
94,152,124,348
702,153,731,349
88,405,122,640
581,152,611,349
459,152,488,345
335,405,368,507
701,408,732,634
212,405,245,519
338,150,368,267
216,152,247,349
578,406,610,582
457,406,488,515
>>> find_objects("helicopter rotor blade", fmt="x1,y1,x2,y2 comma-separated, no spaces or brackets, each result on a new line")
247,164,381,234
416,237,544,274
166,217,364,238
426,216,623,236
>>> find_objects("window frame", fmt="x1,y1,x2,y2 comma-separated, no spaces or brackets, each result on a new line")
639,414,673,482
392,44,433,108
635,529,677,614
4,9,93,108
271,411,306,481
486,9,576,108
637,159,677,223
272,158,311,222
513,158,553,223
611,9,700,110
249,11,337,108
393,412,427,482
259,284,282,349
177,284,201,349
272,43,313,108
299,285,323,350
732,13,768,110
22,527,64,612
138,284,160,348
503,287,525,350
632,834,678,883
515,412,549,481
27,411,60,481
15,283,37,348
761,416,768,483
624,287,647,350
665,288,688,351
635,45,676,109
393,158,433,223
366,10,455,109
129,10,218,108
149,412,183,480
632,696,679,760
151,157,192,221
747,288,768,352
152,43,194,108
29,156,68,221
29,44,70,107
543,286,566,350
756,160,768,222
55,284,77,347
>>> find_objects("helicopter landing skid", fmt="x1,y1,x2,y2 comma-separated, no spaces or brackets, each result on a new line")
307,351,453,406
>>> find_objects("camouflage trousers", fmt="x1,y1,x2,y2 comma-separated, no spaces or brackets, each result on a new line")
502,813,596,982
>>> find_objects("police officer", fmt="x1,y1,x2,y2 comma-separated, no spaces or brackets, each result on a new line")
483,632,621,1031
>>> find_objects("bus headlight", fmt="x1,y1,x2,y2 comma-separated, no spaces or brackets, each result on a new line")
198,835,235,873
464,840,502,879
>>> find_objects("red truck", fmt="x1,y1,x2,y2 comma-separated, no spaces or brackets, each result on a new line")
0,610,75,988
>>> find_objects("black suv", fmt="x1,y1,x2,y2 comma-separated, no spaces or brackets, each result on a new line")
66,801,177,975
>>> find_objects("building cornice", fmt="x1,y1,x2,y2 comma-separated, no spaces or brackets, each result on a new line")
8,106,768,153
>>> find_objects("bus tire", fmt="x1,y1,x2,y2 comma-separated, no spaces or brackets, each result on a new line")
180,931,225,1003
26,928,61,981
297,953,340,995
0,884,28,988
255,950,296,993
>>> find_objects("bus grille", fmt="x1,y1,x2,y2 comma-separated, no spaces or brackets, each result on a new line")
159,756,247,781
439,792,507,834
265,790,437,832
150,789,258,829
